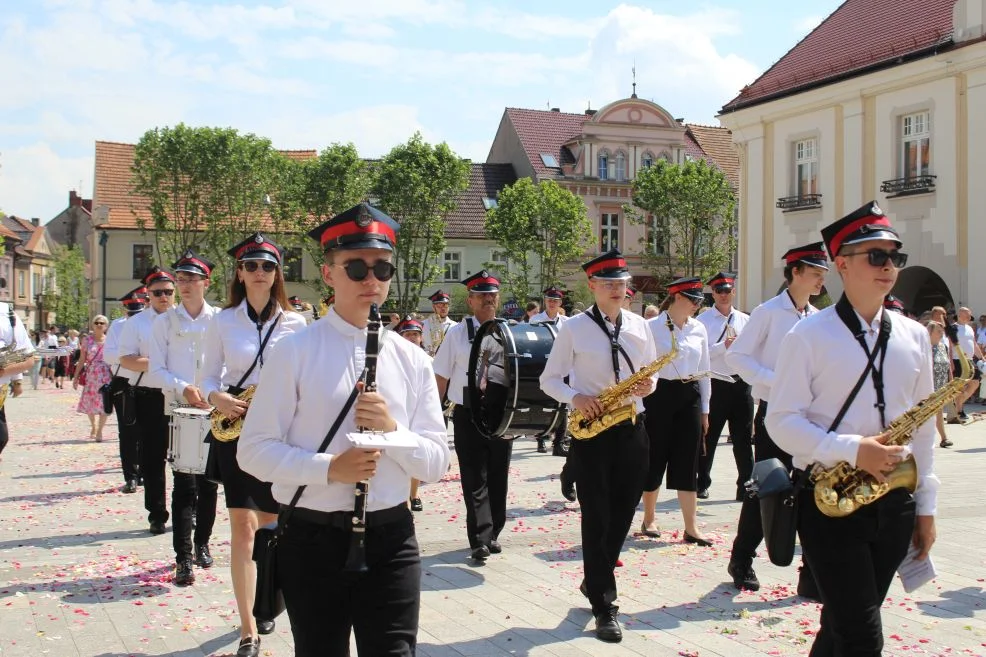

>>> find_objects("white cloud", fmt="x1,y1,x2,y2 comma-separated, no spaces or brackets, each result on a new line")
795,15,824,35
260,104,428,157
0,144,93,221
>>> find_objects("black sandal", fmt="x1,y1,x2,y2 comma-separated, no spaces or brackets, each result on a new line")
236,637,260,657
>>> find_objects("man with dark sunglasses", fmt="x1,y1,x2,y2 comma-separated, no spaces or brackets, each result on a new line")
768,201,936,656
119,266,177,535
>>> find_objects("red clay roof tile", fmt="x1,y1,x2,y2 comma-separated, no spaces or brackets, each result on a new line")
503,108,591,179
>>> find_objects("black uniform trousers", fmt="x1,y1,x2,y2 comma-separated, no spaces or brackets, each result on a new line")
134,387,170,525
698,377,754,496
279,505,420,657
799,488,915,657
0,406,8,456
172,472,218,561
572,419,648,615
643,380,702,492
110,376,141,483
453,405,513,549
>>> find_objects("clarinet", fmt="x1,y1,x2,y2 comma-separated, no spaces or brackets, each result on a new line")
343,303,382,573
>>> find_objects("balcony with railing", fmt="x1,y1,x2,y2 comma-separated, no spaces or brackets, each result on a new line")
880,175,937,197
776,194,822,211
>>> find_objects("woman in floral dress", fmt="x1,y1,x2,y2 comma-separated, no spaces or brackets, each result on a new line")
73,315,113,441
928,320,954,447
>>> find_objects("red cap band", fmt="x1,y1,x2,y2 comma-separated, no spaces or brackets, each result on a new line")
784,250,827,265
585,257,627,278
668,281,703,295
466,276,499,290
321,221,397,248
828,215,893,257
235,242,280,261
181,257,211,275
145,271,175,285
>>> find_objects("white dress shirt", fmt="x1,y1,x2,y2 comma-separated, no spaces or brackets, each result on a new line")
648,311,712,413
237,306,450,512
956,323,975,358
0,303,35,385
102,316,138,380
148,302,219,403
540,308,658,414
725,291,817,403
697,306,750,376
117,305,173,387
976,326,986,348
432,316,484,405
200,301,307,401
529,310,568,325
766,307,939,516
422,315,456,355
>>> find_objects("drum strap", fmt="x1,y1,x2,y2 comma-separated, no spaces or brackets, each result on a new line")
466,317,476,344
589,305,635,383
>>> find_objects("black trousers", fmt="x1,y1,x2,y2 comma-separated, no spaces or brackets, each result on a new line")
135,388,170,525
643,380,702,492
279,507,420,657
0,406,8,456
172,472,218,561
453,406,513,548
572,419,648,615
110,377,141,482
799,488,915,656
698,377,754,495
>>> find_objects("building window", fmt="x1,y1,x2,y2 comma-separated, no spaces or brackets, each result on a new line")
794,138,819,196
17,271,25,299
489,249,509,275
600,213,619,252
539,153,559,168
132,244,154,280
615,152,627,181
282,247,303,282
482,197,498,210
32,272,40,298
901,111,931,178
598,153,609,180
443,251,461,282
647,215,668,256
642,152,654,169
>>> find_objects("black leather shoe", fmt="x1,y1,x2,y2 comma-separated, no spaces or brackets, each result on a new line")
536,438,548,453
194,544,213,569
552,440,568,457
640,522,661,538
489,540,502,554
256,619,275,635
594,608,623,643
697,488,710,499
560,470,576,502
122,480,137,494
174,560,195,586
149,521,166,535
727,561,760,591
471,545,490,561
410,497,423,512
579,579,588,598
236,636,260,657
684,532,713,547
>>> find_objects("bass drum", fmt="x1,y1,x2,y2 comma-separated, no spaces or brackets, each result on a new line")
466,319,564,439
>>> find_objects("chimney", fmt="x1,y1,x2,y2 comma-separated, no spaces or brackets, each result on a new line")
550,107,560,112
31,218,40,227
69,190,81,207
954,0,986,42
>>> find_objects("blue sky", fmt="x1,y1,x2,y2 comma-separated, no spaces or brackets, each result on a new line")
1,0,843,221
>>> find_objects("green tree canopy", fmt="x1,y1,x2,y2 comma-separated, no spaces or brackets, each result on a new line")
48,245,88,329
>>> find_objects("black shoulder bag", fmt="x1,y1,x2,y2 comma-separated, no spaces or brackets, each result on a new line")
252,380,362,621
753,296,891,566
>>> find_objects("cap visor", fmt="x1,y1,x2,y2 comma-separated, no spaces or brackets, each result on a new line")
713,284,734,292
328,239,394,253
174,264,207,275
468,285,500,293
590,271,632,281
797,258,830,271
238,252,281,264
681,290,705,302
841,232,903,249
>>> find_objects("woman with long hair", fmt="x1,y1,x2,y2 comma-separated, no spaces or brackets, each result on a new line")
201,233,306,657
927,320,954,447
73,315,113,441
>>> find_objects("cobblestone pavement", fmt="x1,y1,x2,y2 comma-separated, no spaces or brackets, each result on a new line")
2,384,986,656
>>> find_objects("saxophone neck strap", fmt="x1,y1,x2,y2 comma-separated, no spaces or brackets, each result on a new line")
466,317,477,344
832,294,892,430
715,311,734,344
588,305,634,383
233,316,281,391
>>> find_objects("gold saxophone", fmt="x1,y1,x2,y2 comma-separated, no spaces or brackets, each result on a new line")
0,344,36,410
812,341,972,517
209,385,256,442
428,314,446,356
569,315,678,440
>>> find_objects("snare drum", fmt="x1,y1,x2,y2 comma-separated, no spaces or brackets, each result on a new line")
168,407,212,474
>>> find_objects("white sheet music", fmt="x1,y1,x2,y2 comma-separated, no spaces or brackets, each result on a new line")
346,432,420,454
897,542,937,593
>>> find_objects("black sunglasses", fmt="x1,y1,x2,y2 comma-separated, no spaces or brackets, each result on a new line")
337,260,396,282
150,289,175,297
842,248,908,268
240,261,277,273
93,321,107,325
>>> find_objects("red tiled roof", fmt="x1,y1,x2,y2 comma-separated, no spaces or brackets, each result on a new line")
446,163,517,239
685,124,740,192
25,226,44,251
0,223,21,241
503,108,591,179
93,141,318,229
721,0,955,113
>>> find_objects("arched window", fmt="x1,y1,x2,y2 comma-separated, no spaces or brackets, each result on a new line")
641,151,655,169
597,150,610,180
615,151,627,181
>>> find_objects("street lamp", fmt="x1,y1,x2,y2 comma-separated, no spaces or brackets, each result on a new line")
33,292,43,331
99,230,108,315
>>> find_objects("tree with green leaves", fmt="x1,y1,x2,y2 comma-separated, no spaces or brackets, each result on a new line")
627,158,737,287
47,245,88,328
484,178,592,301
373,133,470,316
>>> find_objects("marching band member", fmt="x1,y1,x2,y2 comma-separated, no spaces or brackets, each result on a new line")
622,285,637,312
103,286,148,493
884,294,905,314
540,249,657,643
119,267,176,536
433,271,511,562
200,233,306,655
723,243,828,593
238,204,449,657
529,286,569,455
422,290,455,356
640,277,712,546
767,202,936,656
0,301,36,457
397,316,427,512
696,272,752,500
148,250,220,586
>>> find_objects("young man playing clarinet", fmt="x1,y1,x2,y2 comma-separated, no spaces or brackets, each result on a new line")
540,249,657,643
767,201,937,656
238,203,450,657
